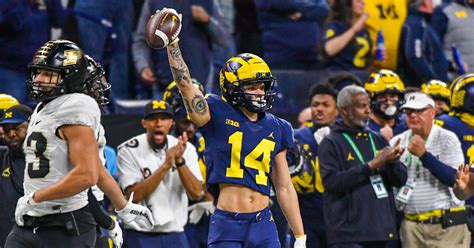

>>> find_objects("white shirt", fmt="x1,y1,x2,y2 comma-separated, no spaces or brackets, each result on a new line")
391,124,465,213
117,133,202,232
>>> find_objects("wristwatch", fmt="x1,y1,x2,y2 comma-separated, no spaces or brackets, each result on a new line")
175,158,186,168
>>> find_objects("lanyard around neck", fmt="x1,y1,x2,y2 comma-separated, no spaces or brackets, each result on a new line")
342,133,377,164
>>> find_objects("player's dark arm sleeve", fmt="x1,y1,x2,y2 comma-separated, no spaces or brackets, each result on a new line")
420,152,456,187
87,188,113,229
319,138,372,193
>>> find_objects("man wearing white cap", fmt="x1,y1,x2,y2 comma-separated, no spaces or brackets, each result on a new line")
390,92,469,247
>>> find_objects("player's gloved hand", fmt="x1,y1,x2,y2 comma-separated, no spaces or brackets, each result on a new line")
107,218,123,248
188,201,215,224
156,7,182,45
313,126,330,145
294,234,307,248
116,192,154,230
15,192,38,226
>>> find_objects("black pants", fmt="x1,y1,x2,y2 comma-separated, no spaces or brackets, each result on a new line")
5,225,96,248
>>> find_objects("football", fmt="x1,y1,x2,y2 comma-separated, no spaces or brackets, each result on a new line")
145,9,182,49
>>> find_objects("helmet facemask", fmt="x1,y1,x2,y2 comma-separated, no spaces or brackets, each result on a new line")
371,91,405,120
225,76,276,113
84,57,111,106
27,66,67,102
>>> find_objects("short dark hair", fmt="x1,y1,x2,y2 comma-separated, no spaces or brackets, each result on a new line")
309,84,338,103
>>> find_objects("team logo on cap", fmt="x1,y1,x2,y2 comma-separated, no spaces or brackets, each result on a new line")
152,100,167,110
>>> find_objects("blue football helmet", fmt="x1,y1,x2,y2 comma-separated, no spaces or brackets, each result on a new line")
219,53,276,113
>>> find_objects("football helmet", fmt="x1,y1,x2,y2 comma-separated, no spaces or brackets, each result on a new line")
420,79,451,112
84,55,111,106
450,73,474,115
162,79,205,120
0,94,19,118
219,53,276,113
27,40,88,102
364,69,405,119
420,80,450,105
0,94,19,111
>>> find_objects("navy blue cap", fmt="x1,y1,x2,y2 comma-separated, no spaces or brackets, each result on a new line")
143,100,173,119
0,104,33,124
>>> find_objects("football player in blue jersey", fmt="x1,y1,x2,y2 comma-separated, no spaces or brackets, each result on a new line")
365,69,408,140
442,74,474,201
420,80,451,117
161,8,305,248
289,84,339,248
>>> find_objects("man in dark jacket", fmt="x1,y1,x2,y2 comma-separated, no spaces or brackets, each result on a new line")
0,104,32,247
319,85,407,247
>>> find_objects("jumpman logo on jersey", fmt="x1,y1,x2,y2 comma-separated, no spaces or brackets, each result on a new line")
347,152,355,161
2,167,11,177
268,132,275,139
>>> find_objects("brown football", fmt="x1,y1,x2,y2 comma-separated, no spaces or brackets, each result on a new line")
145,9,182,49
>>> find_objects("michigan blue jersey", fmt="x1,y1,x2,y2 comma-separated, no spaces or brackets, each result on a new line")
436,114,474,166
292,126,324,194
200,94,295,197
293,126,326,233
367,114,408,137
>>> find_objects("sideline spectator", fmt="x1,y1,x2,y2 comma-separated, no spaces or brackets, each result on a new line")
319,85,407,247
117,100,203,247
323,0,373,73
398,0,448,87
0,105,32,247
0,94,19,146
255,0,330,69
391,92,469,247
431,0,474,74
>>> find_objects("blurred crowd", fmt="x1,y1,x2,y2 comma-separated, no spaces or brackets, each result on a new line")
1,0,474,248
1,0,473,107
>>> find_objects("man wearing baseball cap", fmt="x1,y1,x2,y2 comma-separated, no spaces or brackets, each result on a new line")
389,92,469,247
0,104,32,247
116,100,204,247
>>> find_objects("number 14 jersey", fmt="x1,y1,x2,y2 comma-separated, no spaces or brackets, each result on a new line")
199,94,295,198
